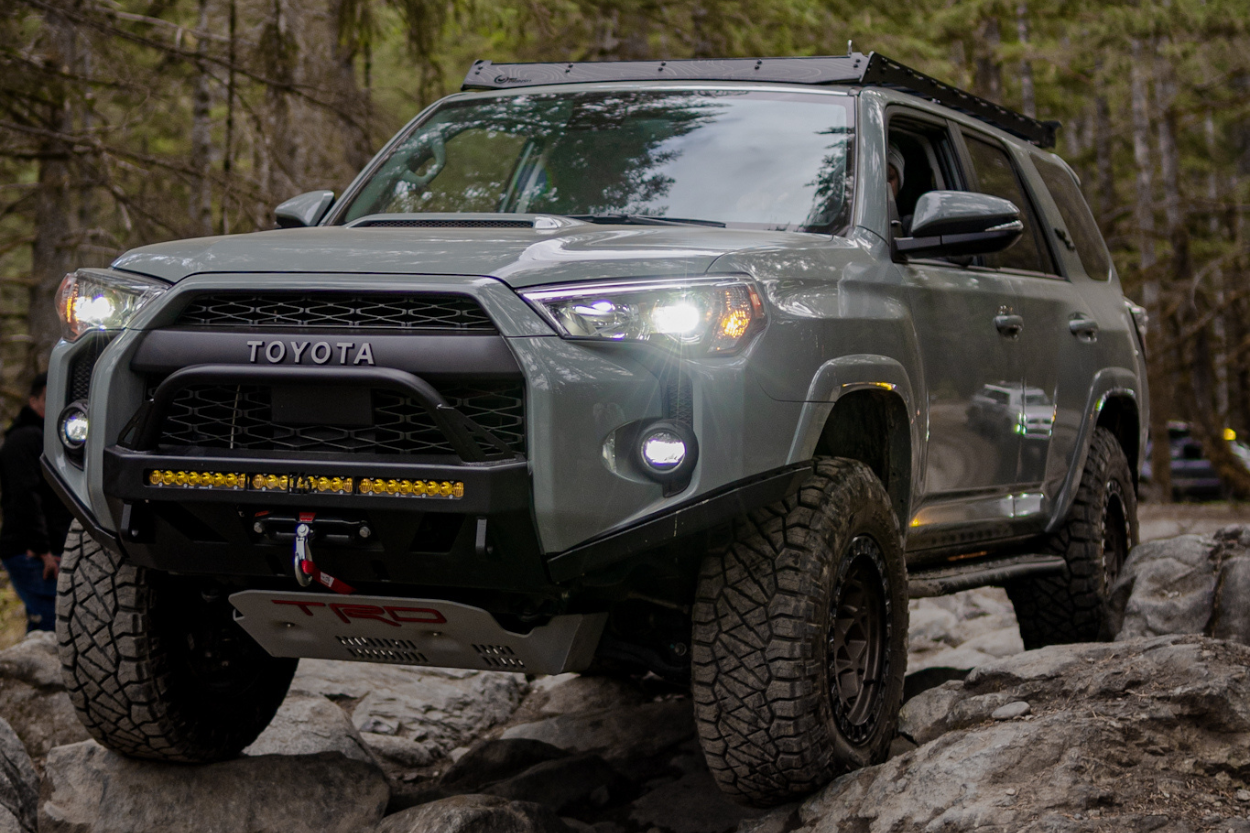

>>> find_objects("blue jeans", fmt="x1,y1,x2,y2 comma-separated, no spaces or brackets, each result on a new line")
1,553,57,633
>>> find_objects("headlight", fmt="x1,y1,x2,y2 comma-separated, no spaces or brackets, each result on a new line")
56,269,168,341
521,277,765,355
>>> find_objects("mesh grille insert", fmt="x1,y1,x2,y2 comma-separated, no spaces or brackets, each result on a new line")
176,293,496,332
158,383,525,456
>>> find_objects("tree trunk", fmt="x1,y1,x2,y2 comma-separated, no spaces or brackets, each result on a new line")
220,0,236,235
1130,38,1171,502
1094,80,1114,225
330,0,372,172
191,0,214,237
261,0,297,217
28,7,78,377
974,17,1003,103
1016,2,1035,118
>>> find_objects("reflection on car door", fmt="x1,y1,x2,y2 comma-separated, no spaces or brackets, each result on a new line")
959,131,1081,527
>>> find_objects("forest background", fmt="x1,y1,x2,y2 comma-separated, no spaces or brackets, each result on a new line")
2,0,1250,505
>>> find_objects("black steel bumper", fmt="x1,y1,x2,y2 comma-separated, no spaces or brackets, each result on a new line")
41,455,127,559
49,448,812,596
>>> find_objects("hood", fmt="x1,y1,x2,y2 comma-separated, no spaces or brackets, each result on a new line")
111,223,834,290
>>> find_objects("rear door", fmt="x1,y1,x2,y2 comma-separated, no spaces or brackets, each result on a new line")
957,129,1092,521
1028,150,1142,484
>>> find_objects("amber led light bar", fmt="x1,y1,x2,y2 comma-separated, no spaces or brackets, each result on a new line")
148,470,246,489
359,478,465,498
145,469,464,499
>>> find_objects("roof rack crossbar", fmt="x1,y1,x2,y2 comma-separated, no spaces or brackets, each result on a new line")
461,52,1058,148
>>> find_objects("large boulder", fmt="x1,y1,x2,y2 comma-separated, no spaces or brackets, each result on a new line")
500,699,693,766
906,586,1024,674
289,660,527,768
0,717,37,833
243,691,379,766
439,739,570,791
374,794,575,833
755,635,1250,832
39,741,389,833
1111,525,1250,643
0,633,90,761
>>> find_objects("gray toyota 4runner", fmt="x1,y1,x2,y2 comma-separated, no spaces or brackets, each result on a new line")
43,53,1147,805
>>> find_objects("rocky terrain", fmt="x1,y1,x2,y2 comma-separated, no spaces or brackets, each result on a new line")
0,527,1247,831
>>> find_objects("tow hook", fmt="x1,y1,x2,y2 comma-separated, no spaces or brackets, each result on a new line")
292,514,355,595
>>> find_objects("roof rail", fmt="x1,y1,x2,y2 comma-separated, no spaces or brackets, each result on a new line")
461,52,1058,149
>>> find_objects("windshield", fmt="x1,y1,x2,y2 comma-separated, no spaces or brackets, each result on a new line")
339,89,855,232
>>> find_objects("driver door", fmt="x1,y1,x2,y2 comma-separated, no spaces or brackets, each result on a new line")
889,113,1024,554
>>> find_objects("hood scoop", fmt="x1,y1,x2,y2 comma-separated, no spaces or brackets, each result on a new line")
345,213,574,231
355,218,535,229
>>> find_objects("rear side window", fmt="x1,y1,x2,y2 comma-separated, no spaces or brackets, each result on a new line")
962,134,1055,275
1033,156,1114,281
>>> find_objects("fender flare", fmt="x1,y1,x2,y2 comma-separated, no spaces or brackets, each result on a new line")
785,354,922,513
1046,367,1142,533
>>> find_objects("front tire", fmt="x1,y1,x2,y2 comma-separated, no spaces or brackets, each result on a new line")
691,459,908,806
1007,426,1138,649
56,522,297,761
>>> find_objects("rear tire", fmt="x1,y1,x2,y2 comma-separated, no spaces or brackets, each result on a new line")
1007,427,1138,649
56,522,297,761
691,459,908,806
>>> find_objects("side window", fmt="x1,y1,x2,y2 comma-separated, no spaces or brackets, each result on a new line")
886,118,961,236
1033,156,1114,281
962,134,1055,275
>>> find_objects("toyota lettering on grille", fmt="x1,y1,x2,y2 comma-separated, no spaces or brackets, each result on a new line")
247,340,375,365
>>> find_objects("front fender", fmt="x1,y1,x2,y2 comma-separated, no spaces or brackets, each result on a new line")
785,354,922,503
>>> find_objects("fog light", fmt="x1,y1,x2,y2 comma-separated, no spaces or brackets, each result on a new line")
636,421,697,482
59,404,89,450
642,432,686,469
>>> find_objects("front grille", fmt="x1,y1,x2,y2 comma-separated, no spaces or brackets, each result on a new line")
158,383,525,456
65,332,118,403
176,293,496,332
68,352,95,403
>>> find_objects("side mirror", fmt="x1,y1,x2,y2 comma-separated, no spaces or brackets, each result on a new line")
274,190,335,229
894,191,1023,260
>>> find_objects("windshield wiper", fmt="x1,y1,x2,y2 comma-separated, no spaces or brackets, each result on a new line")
567,213,726,228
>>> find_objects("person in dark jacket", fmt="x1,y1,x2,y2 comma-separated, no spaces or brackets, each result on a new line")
0,374,73,632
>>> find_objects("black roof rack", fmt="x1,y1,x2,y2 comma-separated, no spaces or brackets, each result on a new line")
461,52,1058,149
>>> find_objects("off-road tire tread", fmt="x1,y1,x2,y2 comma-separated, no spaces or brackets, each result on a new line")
691,458,907,806
56,522,294,761
1007,427,1137,649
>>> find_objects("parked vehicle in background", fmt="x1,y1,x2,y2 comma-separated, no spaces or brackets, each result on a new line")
1142,422,1250,501
42,52,1147,806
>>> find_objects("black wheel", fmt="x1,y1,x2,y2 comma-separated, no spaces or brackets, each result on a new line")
56,522,297,761
1007,426,1138,649
691,459,908,806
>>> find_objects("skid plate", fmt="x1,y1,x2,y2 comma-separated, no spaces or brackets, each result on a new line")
229,590,607,675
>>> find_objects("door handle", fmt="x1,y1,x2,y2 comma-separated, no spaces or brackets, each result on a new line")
1069,316,1099,342
994,314,1024,339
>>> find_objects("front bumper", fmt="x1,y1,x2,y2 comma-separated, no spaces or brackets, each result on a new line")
45,272,808,595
